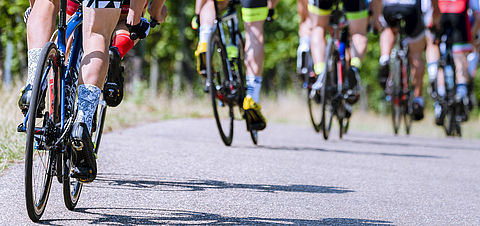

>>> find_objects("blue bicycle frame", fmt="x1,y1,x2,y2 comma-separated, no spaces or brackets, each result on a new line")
20,1,83,137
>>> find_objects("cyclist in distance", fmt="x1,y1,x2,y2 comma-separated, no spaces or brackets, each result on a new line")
193,0,278,131
375,0,440,121
308,0,369,112
429,0,475,123
20,0,166,183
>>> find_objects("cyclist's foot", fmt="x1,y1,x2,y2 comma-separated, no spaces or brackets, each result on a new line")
243,96,266,131
434,101,445,126
103,47,124,107
345,103,352,119
345,66,360,104
18,84,32,115
454,94,469,122
412,97,424,121
195,42,207,77
378,63,389,92
18,84,45,117
70,122,97,183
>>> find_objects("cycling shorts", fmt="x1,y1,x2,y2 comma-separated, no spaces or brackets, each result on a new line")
70,0,146,15
439,12,472,53
382,3,425,43
83,0,123,8
307,0,369,21
240,0,268,22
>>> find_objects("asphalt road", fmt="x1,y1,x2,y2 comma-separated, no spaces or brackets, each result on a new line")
1,118,480,225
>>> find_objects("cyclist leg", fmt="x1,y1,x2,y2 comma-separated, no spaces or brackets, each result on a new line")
297,0,313,74
344,0,368,103
195,0,228,76
70,2,122,183
19,0,59,114
377,6,396,92
241,0,269,130
308,0,331,85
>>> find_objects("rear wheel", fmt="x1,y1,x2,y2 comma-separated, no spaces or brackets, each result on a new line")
25,42,59,222
207,32,234,146
63,144,83,210
404,91,413,135
444,105,455,136
390,58,402,135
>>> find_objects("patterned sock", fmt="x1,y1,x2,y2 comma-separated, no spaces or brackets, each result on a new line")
75,84,101,133
246,75,262,103
27,48,42,87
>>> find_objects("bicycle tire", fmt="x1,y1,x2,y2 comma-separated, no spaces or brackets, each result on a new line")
308,88,322,132
404,91,414,135
322,68,335,140
63,144,83,210
390,58,402,135
444,105,455,136
207,31,234,146
25,42,59,222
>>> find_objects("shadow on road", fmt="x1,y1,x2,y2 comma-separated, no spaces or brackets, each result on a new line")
40,207,394,225
90,173,354,194
341,137,478,152
256,145,442,159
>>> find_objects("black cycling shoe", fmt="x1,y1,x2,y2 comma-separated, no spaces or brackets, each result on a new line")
455,95,469,122
378,63,389,91
412,102,424,121
103,46,124,107
70,122,97,183
18,84,45,117
344,66,360,104
434,101,445,126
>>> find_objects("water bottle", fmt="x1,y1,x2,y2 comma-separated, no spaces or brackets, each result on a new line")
444,64,455,91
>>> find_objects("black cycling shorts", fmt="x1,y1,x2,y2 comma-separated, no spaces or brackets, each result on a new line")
308,0,368,20
84,0,123,8
240,0,268,22
439,12,471,44
382,4,425,41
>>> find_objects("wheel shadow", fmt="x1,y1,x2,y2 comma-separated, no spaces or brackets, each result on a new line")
255,145,443,159
40,207,394,225
90,173,354,194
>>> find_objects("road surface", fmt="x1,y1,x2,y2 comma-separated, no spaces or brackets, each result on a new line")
1,119,479,225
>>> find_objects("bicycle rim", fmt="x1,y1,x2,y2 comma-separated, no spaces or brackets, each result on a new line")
25,42,58,222
390,59,402,135
308,88,322,132
207,32,234,146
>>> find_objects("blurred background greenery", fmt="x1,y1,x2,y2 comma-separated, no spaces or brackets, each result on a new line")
0,0,479,113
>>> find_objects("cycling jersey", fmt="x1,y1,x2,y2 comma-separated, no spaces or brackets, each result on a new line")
308,0,369,20
439,0,468,13
241,0,268,22
382,0,425,42
84,0,123,8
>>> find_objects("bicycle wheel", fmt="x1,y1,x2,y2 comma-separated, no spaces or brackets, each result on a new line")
63,144,83,210
92,99,107,154
444,104,455,136
390,58,402,135
321,68,335,140
25,42,59,222
207,31,234,146
308,88,323,132
404,91,414,135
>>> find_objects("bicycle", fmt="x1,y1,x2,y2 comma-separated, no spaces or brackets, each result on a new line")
385,14,414,135
310,5,351,140
16,1,107,221
431,28,463,136
206,0,258,146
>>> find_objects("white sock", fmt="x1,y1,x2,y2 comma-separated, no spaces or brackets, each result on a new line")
246,75,262,103
379,55,390,66
27,48,42,87
75,84,101,133
199,25,215,44
427,62,439,82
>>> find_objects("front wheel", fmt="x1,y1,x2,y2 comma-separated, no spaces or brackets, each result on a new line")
207,31,234,146
25,42,59,222
308,88,322,132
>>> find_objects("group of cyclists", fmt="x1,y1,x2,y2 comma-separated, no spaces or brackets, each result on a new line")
17,0,480,185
